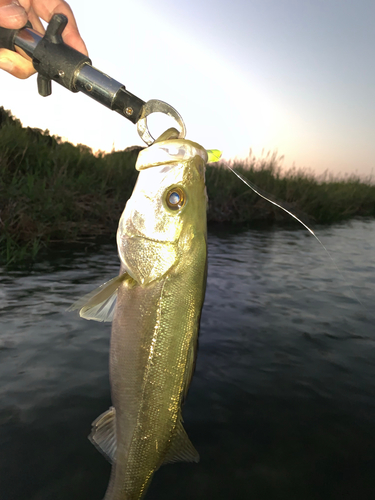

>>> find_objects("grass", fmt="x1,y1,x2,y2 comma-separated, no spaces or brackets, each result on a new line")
206,152,375,225
1,107,375,265
0,107,139,265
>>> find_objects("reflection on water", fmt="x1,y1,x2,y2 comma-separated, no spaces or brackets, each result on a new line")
0,219,374,499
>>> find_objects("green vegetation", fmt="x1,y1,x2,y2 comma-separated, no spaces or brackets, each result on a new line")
1,107,375,264
0,108,139,264
206,152,375,225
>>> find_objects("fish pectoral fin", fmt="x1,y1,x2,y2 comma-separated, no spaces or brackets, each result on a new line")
68,273,131,322
89,406,117,463
162,420,199,466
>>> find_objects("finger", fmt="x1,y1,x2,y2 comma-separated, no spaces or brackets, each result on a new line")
58,25,88,56
0,4,43,79
33,0,88,55
0,0,28,29
0,47,35,77
27,5,45,34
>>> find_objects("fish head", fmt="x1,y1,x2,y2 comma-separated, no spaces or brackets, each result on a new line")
117,138,208,285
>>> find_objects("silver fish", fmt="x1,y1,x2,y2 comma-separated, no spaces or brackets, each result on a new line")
71,128,209,499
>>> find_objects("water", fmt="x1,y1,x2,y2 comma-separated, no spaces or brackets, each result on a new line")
1,219,374,500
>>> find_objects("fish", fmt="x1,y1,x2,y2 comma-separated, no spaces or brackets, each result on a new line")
71,127,211,499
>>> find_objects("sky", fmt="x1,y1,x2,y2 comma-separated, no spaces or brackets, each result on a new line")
1,0,374,178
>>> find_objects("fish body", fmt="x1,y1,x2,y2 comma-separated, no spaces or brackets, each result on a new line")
74,131,209,499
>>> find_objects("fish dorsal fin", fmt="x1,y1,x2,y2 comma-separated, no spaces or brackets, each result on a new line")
89,407,117,464
68,273,130,322
162,419,199,465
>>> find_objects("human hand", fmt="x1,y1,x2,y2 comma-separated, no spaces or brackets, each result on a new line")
0,0,87,78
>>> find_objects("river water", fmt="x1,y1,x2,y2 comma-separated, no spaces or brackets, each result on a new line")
1,219,374,500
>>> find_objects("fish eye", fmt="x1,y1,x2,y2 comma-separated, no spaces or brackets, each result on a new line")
165,187,186,210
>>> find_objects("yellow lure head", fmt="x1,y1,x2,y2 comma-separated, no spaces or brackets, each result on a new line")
206,150,222,163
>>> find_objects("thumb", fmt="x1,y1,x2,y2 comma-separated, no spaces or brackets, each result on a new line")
0,1,28,29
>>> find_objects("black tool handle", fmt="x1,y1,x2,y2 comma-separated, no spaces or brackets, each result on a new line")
32,14,91,96
0,15,91,95
0,14,145,124
0,26,17,50
0,21,32,50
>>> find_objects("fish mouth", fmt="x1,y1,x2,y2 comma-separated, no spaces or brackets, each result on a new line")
136,139,208,171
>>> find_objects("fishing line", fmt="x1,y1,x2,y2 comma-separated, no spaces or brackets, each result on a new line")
207,150,367,312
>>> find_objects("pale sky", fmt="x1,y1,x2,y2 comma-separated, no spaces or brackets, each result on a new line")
1,0,374,178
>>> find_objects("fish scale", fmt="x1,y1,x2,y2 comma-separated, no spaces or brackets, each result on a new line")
117,234,206,498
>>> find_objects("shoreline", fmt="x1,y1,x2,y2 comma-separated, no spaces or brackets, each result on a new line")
1,107,374,265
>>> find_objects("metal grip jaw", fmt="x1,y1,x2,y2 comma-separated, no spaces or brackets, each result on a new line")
32,14,91,96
